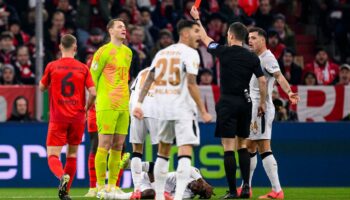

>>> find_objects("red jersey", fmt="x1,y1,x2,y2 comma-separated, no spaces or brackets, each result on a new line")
41,57,95,123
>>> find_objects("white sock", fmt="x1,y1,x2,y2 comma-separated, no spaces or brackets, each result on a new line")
174,157,191,200
141,162,150,172
154,157,169,200
249,153,257,187
262,154,282,192
131,157,142,191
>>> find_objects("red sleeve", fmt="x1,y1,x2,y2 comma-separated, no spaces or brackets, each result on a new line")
85,66,95,88
332,63,339,74
41,63,52,86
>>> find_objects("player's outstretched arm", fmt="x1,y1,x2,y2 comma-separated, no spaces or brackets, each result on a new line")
190,6,214,47
133,68,155,119
273,71,300,104
258,76,267,116
187,74,212,123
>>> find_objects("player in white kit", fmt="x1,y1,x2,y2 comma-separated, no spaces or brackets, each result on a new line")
133,19,212,200
238,27,299,199
129,67,160,199
102,163,214,199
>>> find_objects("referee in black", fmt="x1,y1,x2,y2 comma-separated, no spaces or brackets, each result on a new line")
191,7,267,199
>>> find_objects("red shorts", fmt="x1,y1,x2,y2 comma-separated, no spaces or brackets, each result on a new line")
87,111,97,133
46,122,85,146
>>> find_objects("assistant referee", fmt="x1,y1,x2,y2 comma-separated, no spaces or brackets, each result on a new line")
191,7,267,199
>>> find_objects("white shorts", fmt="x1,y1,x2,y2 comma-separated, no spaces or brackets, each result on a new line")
249,102,275,140
129,117,159,145
158,119,200,146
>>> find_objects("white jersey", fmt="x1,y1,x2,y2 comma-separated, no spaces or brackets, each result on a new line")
130,68,156,118
249,50,280,106
150,43,200,120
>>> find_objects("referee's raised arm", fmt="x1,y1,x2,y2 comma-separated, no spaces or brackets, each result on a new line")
190,6,213,46
191,5,268,199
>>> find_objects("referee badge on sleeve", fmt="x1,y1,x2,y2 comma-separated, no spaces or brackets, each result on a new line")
208,42,219,49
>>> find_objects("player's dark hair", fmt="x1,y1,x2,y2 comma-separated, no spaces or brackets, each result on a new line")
249,27,267,41
177,19,199,35
106,18,125,31
60,34,77,49
228,22,248,42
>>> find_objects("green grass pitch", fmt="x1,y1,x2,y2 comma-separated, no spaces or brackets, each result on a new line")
0,187,349,199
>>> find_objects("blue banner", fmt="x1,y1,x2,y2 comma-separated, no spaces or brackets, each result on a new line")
0,122,349,187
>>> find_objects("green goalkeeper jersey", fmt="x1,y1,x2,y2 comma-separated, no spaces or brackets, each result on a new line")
90,42,132,111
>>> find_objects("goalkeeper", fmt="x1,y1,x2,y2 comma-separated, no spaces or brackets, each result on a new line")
90,18,133,197
101,162,215,199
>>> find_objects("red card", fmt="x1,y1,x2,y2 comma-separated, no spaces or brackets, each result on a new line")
194,0,202,8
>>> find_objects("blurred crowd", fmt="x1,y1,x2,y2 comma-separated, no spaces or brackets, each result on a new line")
0,0,349,122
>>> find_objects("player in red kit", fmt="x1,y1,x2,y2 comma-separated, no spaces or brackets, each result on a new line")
39,34,96,200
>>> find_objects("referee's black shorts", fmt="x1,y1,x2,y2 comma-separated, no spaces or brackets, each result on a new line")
215,95,252,138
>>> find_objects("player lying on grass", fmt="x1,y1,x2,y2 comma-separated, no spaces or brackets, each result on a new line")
100,162,215,199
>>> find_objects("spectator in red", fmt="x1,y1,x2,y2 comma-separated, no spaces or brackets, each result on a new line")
278,48,302,85
252,0,274,31
304,48,339,85
302,72,318,86
0,31,16,64
9,21,30,47
268,29,285,60
0,64,19,85
13,46,35,85
272,13,296,51
336,64,350,85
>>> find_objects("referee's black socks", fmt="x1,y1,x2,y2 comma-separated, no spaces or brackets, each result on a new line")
224,151,237,194
238,148,251,186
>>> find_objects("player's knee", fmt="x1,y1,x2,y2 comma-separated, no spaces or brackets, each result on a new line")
111,141,124,150
257,141,271,153
158,142,171,157
221,139,235,151
66,145,79,157
46,146,62,157
98,137,112,150
132,143,143,153
141,189,155,199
